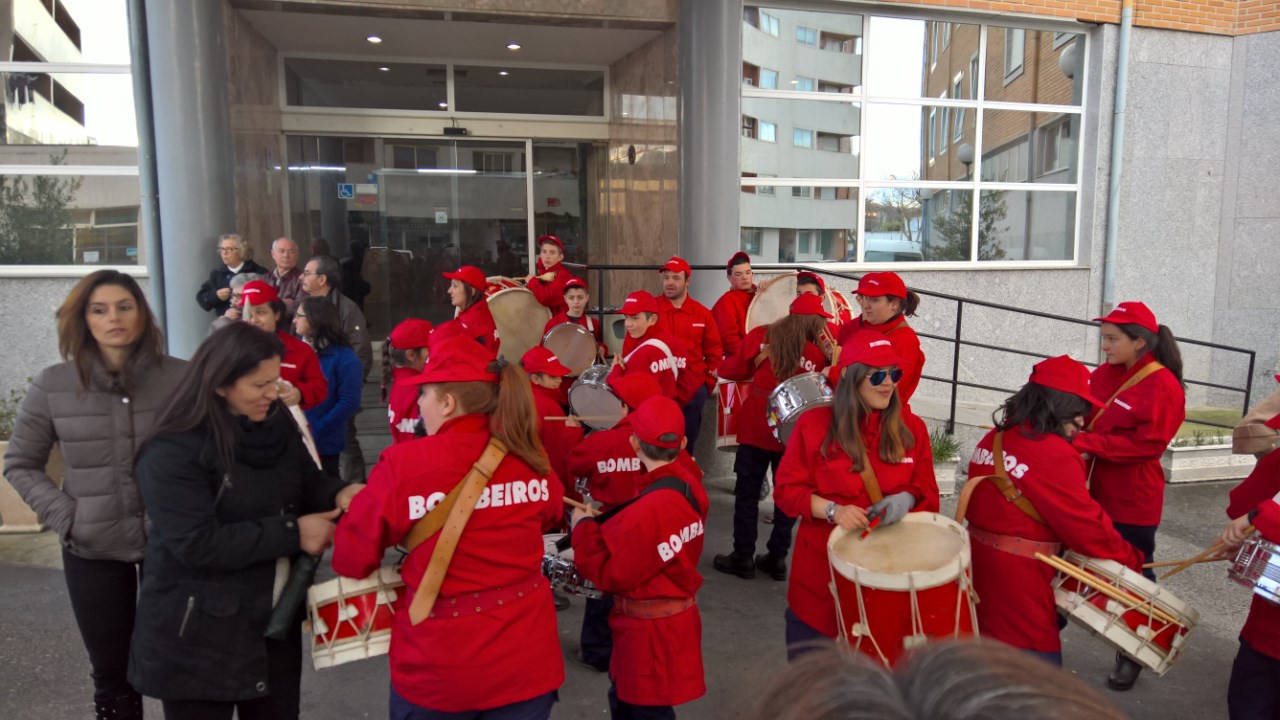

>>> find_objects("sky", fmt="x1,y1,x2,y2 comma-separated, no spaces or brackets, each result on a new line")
863,16,927,183
60,0,138,147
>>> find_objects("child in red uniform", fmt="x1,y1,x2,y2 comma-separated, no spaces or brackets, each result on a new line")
571,397,709,720
332,334,565,719
521,346,584,502
544,277,606,406
1071,301,1185,691
796,270,853,326
609,290,693,405
835,272,925,406
382,318,432,444
963,355,1143,666
656,256,723,457
525,235,575,316
712,294,835,582
442,265,499,352
711,251,756,359
773,331,938,659
237,281,328,411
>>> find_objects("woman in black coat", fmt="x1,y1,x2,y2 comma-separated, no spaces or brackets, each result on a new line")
129,323,359,719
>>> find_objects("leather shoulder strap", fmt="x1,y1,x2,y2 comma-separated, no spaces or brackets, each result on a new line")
595,475,701,524
859,452,885,505
1087,361,1165,431
953,432,1046,525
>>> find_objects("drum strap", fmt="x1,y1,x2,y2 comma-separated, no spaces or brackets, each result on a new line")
858,455,885,505
953,432,1046,525
625,338,679,378
407,438,509,625
594,476,702,524
1086,361,1165,432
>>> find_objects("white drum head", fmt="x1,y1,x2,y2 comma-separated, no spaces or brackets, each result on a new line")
543,323,596,375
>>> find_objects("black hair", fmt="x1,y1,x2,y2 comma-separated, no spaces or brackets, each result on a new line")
994,383,1094,439
297,295,350,350
308,255,342,292
1114,323,1185,386
637,438,680,462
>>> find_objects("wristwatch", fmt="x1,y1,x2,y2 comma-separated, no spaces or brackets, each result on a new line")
824,501,838,525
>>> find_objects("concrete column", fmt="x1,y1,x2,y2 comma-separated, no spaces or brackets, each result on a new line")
145,0,237,357
679,0,742,306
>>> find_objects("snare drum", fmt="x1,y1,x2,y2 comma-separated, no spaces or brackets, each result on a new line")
715,379,750,453
1051,551,1199,675
543,533,605,599
768,372,833,443
828,512,978,666
1229,535,1280,605
828,288,855,325
543,322,597,375
305,566,405,669
485,278,552,361
568,365,625,431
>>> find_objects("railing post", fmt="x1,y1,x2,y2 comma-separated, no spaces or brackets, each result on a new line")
1244,350,1256,415
948,300,964,434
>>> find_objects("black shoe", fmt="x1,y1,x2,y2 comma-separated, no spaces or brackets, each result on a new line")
1107,653,1142,691
553,590,571,611
754,553,788,581
713,551,756,579
573,652,610,673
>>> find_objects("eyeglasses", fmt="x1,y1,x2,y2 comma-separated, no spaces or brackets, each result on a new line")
868,368,904,386
218,247,238,254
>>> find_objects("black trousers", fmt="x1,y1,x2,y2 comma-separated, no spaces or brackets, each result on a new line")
732,444,795,558
61,548,142,705
340,413,366,483
320,453,341,483
1228,638,1280,719
608,685,675,720
159,624,303,720
1114,522,1158,582
580,595,614,670
681,385,709,460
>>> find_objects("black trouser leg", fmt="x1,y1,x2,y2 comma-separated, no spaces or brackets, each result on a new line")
681,385,709,460
340,412,366,482
1228,638,1280,720
1113,522,1158,582
61,549,142,706
579,596,614,670
160,625,302,720
731,445,792,558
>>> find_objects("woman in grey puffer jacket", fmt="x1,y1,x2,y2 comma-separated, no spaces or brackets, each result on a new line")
4,270,185,720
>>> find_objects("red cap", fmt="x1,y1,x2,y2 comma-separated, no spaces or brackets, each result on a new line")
790,293,833,318
796,271,826,294
389,318,433,350
608,373,662,411
537,235,564,252
620,290,659,316
237,280,279,307
1265,413,1280,431
726,251,751,273
838,330,903,370
1028,355,1104,408
443,266,487,292
408,334,499,385
1094,301,1158,334
856,272,907,299
564,277,588,294
631,396,685,449
521,346,571,377
659,256,692,277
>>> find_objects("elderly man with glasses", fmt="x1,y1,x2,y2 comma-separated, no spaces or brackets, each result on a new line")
195,233,270,316
266,236,307,312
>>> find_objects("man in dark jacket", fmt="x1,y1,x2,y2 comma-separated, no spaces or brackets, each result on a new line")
196,234,270,316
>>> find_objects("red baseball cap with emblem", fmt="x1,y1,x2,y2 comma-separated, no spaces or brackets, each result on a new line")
620,290,659,316
237,280,279,307
521,346,571,377
726,251,751,273
1029,355,1104,408
608,373,662,411
1094,301,1158,334
563,277,588,294
790,293,833,318
537,235,564,252
442,265,487,292
796,271,827,294
659,256,692,278
838,330,904,370
856,271,907,299
389,318,433,350
631,396,685,449
408,334,499,385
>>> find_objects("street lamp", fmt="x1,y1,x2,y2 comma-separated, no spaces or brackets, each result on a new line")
957,142,975,180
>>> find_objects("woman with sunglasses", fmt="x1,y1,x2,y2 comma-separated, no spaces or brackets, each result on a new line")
959,356,1142,667
773,331,938,658
836,272,925,406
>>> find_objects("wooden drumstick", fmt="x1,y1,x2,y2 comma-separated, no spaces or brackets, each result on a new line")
1159,525,1254,580
563,497,599,516
1143,556,1229,570
1035,553,1181,627
543,415,616,422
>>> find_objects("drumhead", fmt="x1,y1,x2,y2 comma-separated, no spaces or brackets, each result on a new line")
488,288,551,361
543,323,596,375
569,366,624,430
746,273,799,332
828,512,969,591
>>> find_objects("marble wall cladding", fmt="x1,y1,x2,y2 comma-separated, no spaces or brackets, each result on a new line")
602,26,678,305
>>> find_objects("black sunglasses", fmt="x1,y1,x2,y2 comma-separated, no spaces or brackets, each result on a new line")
869,368,904,387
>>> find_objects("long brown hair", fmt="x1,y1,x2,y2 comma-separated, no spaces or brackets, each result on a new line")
822,363,914,470
766,314,826,380
427,360,549,475
1117,322,1185,386
56,270,165,392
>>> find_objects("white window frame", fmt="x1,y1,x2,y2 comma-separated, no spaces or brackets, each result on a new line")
760,68,779,89
797,26,818,46
761,12,781,37
793,128,813,148
1004,28,1026,84
952,74,966,140
759,120,777,143
794,76,816,92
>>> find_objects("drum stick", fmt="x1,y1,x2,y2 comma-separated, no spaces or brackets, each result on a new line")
543,415,616,422
1035,553,1182,627
1142,556,1229,570
563,497,598,516
1159,525,1254,581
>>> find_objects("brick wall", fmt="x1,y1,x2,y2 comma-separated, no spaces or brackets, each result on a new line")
875,0,1280,37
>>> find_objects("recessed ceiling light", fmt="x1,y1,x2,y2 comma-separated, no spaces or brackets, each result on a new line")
366,35,382,44
498,71,510,76
506,42,522,50
378,66,390,72
438,101,448,108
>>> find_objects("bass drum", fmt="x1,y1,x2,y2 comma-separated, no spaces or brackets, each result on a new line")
484,277,551,361
746,272,849,331
568,365,625,431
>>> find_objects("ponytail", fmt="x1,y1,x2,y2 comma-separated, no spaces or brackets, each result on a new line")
902,291,921,317
490,361,551,475
1119,323,1185,387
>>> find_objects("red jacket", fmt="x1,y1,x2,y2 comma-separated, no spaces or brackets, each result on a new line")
387,366,420,445
532,383,584,504
331,414,565,712
711,286,756,359
1073,354,1185,526
572,461,709,707
612,327,693,405
526,262,574,316
773,408,938,637
836,315,924,404
1227,451,1280,659
567,415,702,511
278,330,327,410
658,295,723,392
453,300,500,353
718,325,827,453
966,426,1143,653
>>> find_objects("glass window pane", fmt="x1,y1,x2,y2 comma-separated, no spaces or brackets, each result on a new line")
980,110,1078,183
285,59,448,111
978,189,1075,261
3,72,136,146
532,141,600,269
866,103,969,182
986,27,1084,106
742,97,860,179
867,17,978,99
13,0,133,64
454,65,604,116
745,8,863,95
0,173,141,265
742,185,858,263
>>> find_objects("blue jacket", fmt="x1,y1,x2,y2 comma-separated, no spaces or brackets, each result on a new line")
304,344,362,455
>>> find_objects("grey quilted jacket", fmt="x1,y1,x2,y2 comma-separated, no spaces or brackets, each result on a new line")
4,355,187,561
